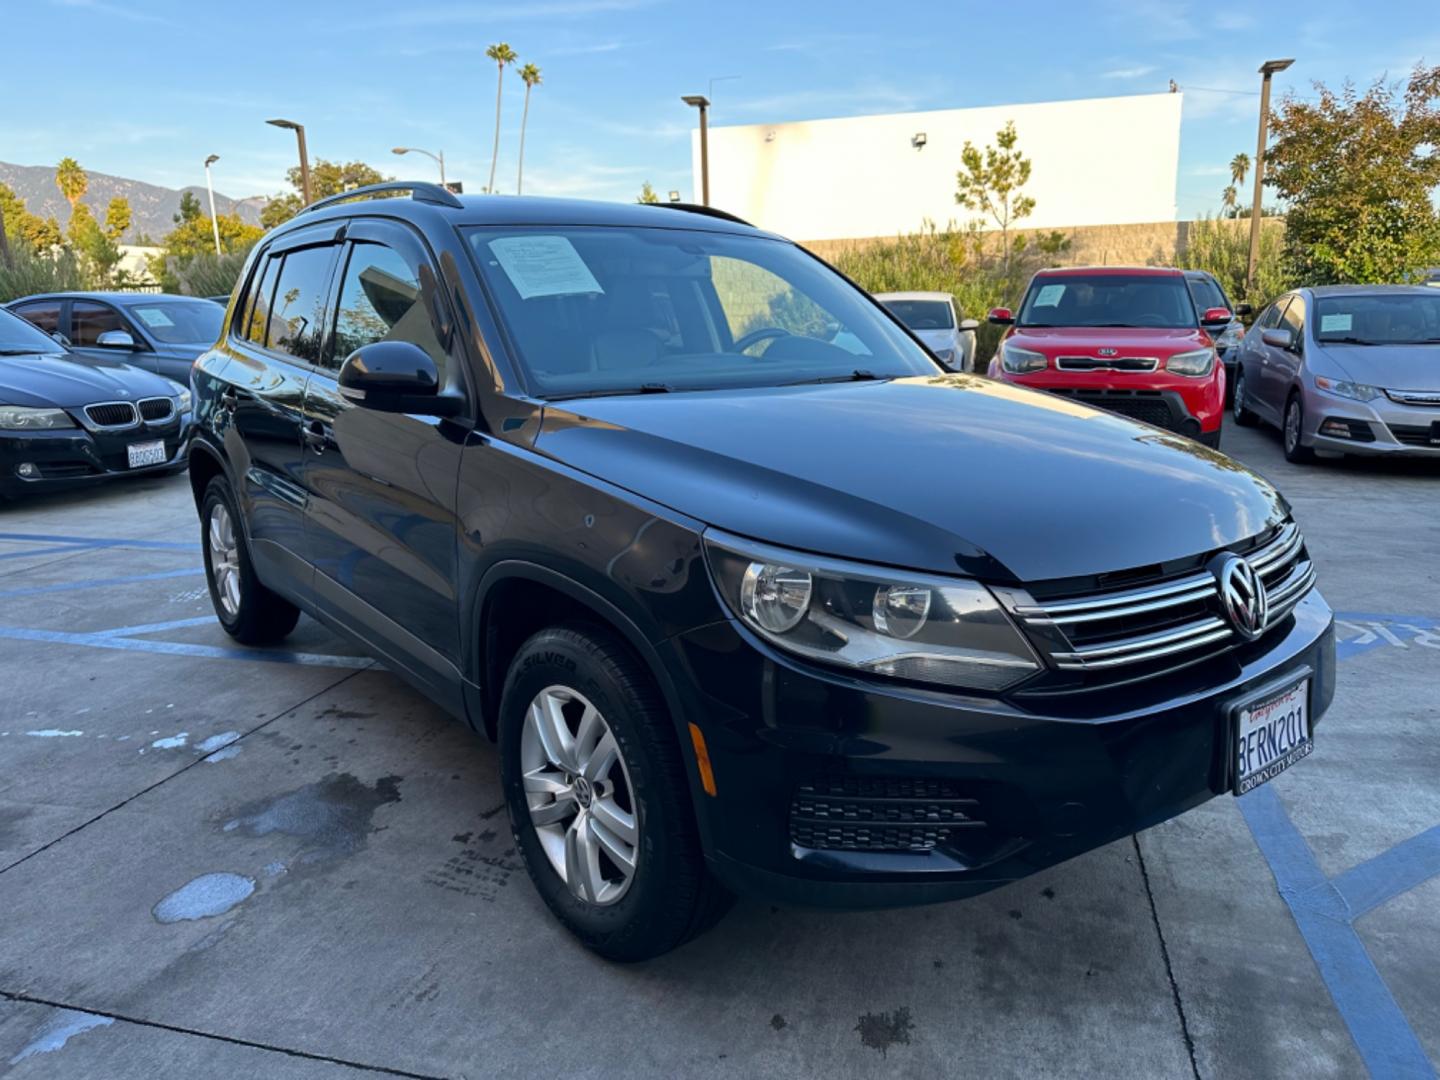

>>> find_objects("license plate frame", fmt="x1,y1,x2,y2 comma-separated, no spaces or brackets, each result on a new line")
1231,669,1313,796
127,439,167,469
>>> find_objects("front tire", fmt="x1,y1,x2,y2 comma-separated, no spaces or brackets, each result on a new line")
1232,368,1259,427
200,476,300,644
499,624,729,961
1283,394,1315,463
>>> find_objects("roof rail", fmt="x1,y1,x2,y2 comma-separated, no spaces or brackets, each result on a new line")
297,181,464,216
654,202,753,227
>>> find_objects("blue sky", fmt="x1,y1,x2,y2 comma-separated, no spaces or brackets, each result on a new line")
7,0,1438,221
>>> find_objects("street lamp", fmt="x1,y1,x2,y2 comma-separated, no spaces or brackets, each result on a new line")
1247,58,1294,294
267,118,312,205
681,94,711,206
392,146,446,186
203,154,222,256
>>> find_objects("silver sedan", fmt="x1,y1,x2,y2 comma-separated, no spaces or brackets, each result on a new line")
1231,284,1440,462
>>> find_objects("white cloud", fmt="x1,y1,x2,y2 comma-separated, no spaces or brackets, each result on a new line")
1102,65,1157,80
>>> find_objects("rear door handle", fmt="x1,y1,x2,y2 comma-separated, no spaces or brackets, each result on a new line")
219,386,238,410
303,420,328,454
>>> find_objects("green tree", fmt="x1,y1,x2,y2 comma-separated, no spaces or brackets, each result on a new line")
516,62,543,195
175,191,203,224
55,157,88,216
1266,64,1440,284
486,42,519,193
0,183,63,252
955,121,1036,282
150,211,264,292
260,159,390,228
104,196,132,241
68,202,123,285
636,181,661,205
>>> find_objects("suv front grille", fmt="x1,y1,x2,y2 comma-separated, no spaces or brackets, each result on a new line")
789,777,985,852
84,401,138,428
1055,356,1158,372
1008,521,1315,673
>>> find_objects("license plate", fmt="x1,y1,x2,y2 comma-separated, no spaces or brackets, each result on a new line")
1233,677,1311,795
127,440,167,468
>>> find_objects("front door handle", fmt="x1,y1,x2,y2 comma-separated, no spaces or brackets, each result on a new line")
303,420,328,454
218,386,238,411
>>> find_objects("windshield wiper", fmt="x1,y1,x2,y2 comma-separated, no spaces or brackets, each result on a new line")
784,369,884,386
1322,336,1384,346
548,382,674,401
0,347,50,355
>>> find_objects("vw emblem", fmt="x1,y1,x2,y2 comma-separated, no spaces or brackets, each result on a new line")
1097,347,1118,357
1214,554,1268,640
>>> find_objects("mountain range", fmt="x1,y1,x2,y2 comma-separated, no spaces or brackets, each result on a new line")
0,161,267,245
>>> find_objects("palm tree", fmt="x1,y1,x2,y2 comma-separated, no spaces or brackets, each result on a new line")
485,42,518,193
1229,153,1250,189
55,157,88,218
515,63,543,195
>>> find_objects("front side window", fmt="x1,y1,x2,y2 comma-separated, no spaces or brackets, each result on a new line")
0,308,65,354
1186,276,1228,313
267,245,336,362
10,301,61,335
463,225,936,397
881,299,955,330
1018,274,1198,329
70,301,125,346
127,300,223,346
330,241,447,375
1313,293,1440,346
242,255,280,346
1281,295,1306,342
1257,299,1289,330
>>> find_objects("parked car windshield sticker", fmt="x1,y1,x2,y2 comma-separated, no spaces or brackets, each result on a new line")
488,236,605,300
1320,313,1353,333
133,307,176,328
1033,284,1065,307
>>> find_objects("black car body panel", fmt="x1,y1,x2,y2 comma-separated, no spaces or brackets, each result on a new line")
188,191,1334,910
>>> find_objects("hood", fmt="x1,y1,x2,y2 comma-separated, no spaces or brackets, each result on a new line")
0,351,181,408
1008,326,1211,357
534,375,1287,583
1316,342,1440,391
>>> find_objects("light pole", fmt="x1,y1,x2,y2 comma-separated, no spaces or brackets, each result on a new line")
681,94,711,206
203,154,222,256
392,146,445,186
1247,58,1293,294
267,118,312,205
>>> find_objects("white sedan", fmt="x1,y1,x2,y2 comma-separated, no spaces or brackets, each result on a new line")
875,291,979,372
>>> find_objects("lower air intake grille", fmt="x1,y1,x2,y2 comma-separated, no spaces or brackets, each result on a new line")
790,777,984,852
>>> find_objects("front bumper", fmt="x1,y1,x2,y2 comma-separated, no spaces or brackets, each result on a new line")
1304,392,1440,456
673,590,1334,908
1001,368,1225,438
0,414,193,496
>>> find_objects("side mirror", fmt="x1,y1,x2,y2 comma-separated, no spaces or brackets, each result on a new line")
1234,303,1254,317
958,318,980,331
338,341,462,417
96,329,136,350
1261,328,1296,352
1200,307,1232,326
987,307,1014,326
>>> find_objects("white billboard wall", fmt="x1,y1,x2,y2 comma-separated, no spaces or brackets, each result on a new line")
693,93,1183,242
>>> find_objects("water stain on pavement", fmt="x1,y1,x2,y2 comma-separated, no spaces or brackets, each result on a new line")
855,1006,914,1057
7,1008,113,1065
220,773,402,863
152,872,256,924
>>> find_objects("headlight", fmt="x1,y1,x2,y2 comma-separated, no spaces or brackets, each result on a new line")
1315,376,1381,402
1214,323,1245,349
176,388,193,411
933,347,956,365
706,533,1041,692
0,406,75,430
1166,349,1216,377
1000,341,1047,374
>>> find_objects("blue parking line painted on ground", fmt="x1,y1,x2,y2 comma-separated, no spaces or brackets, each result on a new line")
1329,827,1440,922
1239,784,1437,1079
0,625,372,669
0,568,202,598
93,615,219,638
0,545,93,561
0,531,198,551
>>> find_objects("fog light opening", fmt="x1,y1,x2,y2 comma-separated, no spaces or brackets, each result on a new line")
16,462,39,479
1319,418,1353,439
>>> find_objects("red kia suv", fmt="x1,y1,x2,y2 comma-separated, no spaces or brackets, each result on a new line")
986,267,1229,448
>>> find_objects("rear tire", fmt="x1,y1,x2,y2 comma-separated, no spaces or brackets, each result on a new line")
499,624,730,961
1232,368,1259,427
1283,394,1315,464
200,476,300,644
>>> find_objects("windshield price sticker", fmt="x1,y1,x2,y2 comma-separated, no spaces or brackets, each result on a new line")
1033,284,1065,308
489,236,604,300
1320,313,1352,333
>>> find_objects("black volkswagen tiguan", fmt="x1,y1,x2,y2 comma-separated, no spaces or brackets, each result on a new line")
189,184,1334,960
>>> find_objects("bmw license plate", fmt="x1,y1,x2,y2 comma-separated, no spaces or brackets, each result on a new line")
127,440,167,468
1233,676,1311,795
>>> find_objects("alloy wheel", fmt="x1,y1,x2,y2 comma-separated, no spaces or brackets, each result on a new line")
1285,400,1301,454
520,685,639,905
207,503,241,618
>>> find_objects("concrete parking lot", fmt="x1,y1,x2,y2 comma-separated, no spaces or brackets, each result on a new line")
0,424,1436,1079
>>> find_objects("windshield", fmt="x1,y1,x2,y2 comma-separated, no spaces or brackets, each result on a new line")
463,225,938,397
882,299,954,330
125,300,224,345
0,307,65,354
1018,274,1198,329
1314,293,1440,346
1186,276,1228,314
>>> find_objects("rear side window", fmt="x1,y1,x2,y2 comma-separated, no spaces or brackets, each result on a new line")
71,301,125,346
10,301,61,334
266,246,337,362
330,241,447,374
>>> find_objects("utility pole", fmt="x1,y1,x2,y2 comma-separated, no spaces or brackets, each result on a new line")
1247,58,1294,294
681,95,711,206
203,154,222,256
